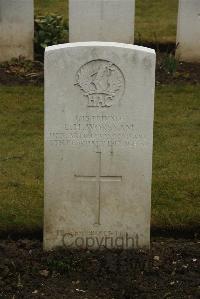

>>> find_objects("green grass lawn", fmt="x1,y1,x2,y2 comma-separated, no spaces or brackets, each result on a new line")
34,0,68,19
0,87,43,233
152,85,200,229
34,0,178,44
0,84,199,233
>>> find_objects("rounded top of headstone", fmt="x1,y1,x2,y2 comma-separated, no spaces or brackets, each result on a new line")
45,42,155,56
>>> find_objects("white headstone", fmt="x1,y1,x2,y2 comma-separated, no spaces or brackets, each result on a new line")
176,0,200,62
44,42,155,250
0,0,34,62
69,0,135,44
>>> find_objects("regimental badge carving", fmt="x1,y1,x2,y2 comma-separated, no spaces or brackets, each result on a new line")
75,60,125,108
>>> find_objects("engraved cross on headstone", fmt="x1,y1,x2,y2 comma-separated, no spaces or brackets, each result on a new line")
75,151,122,225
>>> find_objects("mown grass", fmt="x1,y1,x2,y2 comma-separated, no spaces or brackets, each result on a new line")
135,0,178,44
0,86,43,233
0,84,199,233
34,0,178,43
34,0,68,19
152,85,200,229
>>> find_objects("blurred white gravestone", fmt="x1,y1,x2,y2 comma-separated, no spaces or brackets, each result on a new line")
69,0,135,43
0,0,34,62
44,42,155,250
176,0,200,62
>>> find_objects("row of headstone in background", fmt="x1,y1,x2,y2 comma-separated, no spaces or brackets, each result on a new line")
176,0,200,62
69,0,135,44
0,0,200,62
0,0,34,62
69,0,200,63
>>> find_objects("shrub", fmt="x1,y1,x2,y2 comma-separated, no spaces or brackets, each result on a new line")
162,53,178,75
34,14,68,59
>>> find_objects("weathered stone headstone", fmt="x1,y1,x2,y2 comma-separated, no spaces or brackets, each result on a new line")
69,0,135,43
176,0,200,62
0,0,34,62
44,42,155,250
